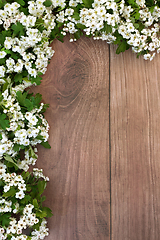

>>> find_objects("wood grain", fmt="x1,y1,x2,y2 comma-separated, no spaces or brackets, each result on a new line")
30,35,110,240
110,45,160,240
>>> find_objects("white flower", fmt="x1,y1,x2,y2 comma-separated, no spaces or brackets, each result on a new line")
0,51,7,59
0,66,5,77
15,191,25,199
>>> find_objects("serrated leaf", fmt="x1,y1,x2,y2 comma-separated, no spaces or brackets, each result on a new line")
25,99,34,111
0,113,10,130
116,41,129,54
36,209,47,218
16,91,27,106
30,93,42,108
40,141,51,149
42,207,53,217
30,75,42,85
16,91,33,111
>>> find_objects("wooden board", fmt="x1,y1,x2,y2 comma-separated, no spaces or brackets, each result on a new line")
31,35,110,240
110,45,160,240
30,36,160,240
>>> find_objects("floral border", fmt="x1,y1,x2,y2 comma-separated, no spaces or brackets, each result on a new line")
0,0,160,239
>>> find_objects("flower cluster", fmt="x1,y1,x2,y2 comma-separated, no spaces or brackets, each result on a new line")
53,0,160,60
0,0,55,87
1,0,159,239
0,162,51,240
0,87,50,171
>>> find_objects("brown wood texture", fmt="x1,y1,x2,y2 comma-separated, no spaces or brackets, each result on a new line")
31,35,110,240
110,45,160,240
31,36,160,240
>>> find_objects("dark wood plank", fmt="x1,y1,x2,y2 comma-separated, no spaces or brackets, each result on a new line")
31,36,110,240
110,45,160,240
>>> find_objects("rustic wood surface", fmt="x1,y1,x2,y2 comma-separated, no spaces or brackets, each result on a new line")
30,36,160,239
110,45,160,240
31,35,110,240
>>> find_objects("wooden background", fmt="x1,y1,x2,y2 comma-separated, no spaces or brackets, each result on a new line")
31,35,160,240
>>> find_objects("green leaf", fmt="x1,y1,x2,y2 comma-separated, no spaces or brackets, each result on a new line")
39,103,49,113
30,75,42,85
0,114,10,130
116,41,129,54
3,187,16,198
24,99,34,111
37,180,47,195
16,91,34,111
20,195,31,204
36,135,44,141
4,154,19,168
133,11,140,20
13,144,20,152
0,59,5,65
133,23,139,29
43,0,52,7
82,0,94,8
76,23,86,30
0,180,3,186
104,22,112,34
41,195,46,202
0,34,5,45
33,199,39,208
128,0,139,7
19,6,29,15
50,26,61,41
30,93,42,108
14,73,23,83
11,22,25,37
40,141,51,149
36,209,47,218
0,213,11,227
29,145,37,158
42,207,53,217
72,12,80,20
0,0,4,8
16,91,27,106
16,0,25,6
